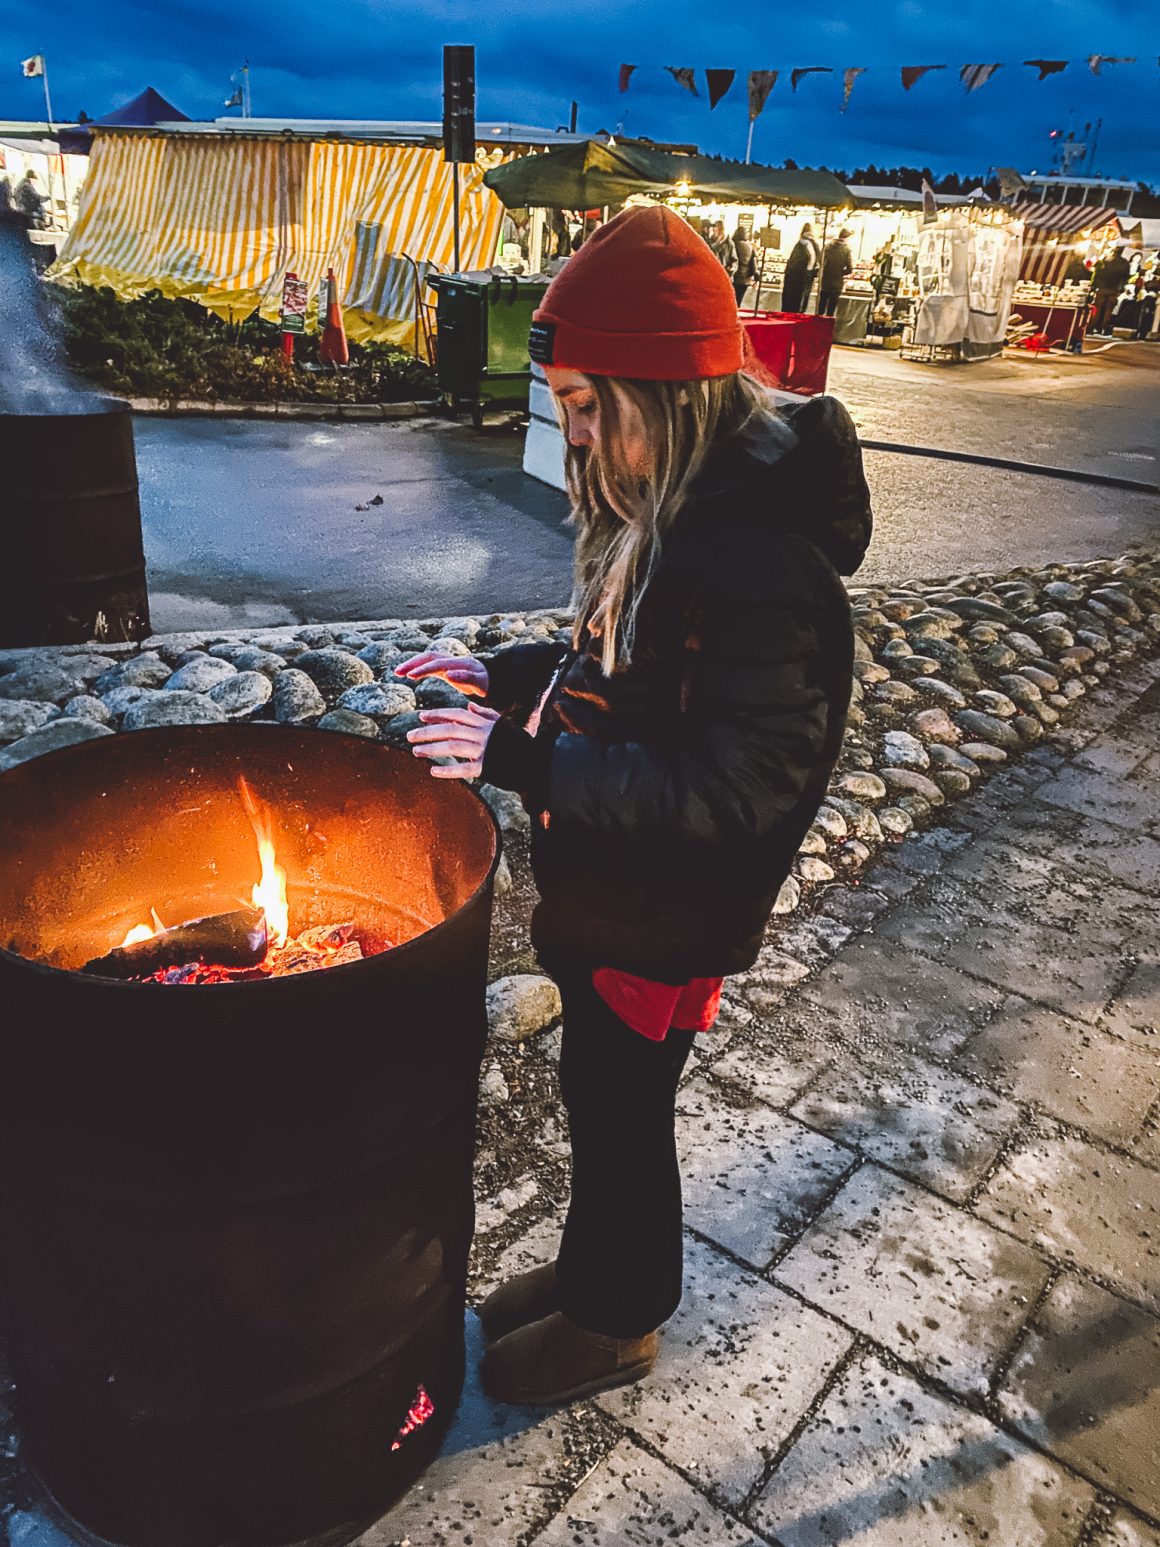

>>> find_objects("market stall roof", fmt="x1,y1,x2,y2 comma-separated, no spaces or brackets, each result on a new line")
483,139,850,210
847,184,986,209
1012,200,1120,233
58,87,190,153
1124,217,1160,250
1011,200,1122,285
119,118,591,150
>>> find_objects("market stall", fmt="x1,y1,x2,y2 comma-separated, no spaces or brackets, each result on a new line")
1008,278,1093,351
902,207,1023,364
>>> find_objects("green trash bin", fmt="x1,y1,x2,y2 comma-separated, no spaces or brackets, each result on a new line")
432,273,549,427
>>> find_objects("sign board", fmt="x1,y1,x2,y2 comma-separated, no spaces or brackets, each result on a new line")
280,274,308,334
443,45,476,165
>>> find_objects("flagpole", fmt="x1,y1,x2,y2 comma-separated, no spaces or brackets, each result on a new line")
242,62,251,118
41,59,54,126
745,118,755,165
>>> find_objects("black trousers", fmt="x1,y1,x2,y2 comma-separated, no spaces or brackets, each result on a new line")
552,969,695,1339
819,289,841,316
780,272,814,315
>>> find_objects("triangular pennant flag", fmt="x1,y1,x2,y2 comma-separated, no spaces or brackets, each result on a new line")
922,178,938,223
665,66,699,96
961,63,1002,92
791,66,832,92
841,67,866,111
705,69,735,109
995,166,1028,197
618,63,636,93
747,69,778,121
1024,59,1068,80
1089,55,1135,74
901,64,944,90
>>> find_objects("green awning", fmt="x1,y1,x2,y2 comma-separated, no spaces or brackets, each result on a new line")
483,140,851,211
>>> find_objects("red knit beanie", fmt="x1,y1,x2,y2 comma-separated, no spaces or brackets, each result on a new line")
530,206,743,381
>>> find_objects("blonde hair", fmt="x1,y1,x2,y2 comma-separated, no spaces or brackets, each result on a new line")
563,370,778,674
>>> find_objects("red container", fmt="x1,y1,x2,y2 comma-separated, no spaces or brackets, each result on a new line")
742,311,834,396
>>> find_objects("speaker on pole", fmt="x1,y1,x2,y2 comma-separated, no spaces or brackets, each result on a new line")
443,44,476,274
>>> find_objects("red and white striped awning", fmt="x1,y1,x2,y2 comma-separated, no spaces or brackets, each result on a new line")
1013,201,1121,285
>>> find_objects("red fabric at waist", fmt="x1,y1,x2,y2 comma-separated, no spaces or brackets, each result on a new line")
591,967,724,1042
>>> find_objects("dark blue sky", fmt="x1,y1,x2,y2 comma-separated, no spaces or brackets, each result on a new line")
7,0,1159,184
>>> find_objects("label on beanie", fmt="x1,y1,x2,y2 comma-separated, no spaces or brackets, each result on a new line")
528,320,557,365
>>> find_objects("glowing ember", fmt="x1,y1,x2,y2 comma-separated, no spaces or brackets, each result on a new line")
391,1385,435,1452
239,777,289,948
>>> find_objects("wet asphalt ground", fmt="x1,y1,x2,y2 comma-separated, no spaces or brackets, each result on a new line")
136,343,1159,633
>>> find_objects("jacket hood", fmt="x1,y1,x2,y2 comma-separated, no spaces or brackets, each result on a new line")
694,391,873,577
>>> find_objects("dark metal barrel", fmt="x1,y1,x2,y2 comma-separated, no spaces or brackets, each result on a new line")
0,726,499,1546
0,397,150,646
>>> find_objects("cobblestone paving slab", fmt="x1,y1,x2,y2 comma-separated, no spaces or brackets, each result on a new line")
533,1439,765,1546
954,997,1160,1144
789,1050,1019,1202
998,1274,1160,1519
675,1076,854,1268
701,1028,834,1113
987,801,1160,896
1032,762,1160,840
776,1167,1049,1397
597,1235,853,1509
873,877,1127,1025
796,938,1010,1060
977,1136,1160,1311
751,1352,1095,1547
1099,955,1160,1052
362,1316,576,1547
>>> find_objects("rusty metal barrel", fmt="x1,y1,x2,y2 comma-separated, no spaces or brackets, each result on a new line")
0,396,150,646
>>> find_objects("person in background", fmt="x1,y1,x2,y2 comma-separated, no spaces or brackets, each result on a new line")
396,206,872,1406
731,223,757,307
705,220,737,280
1062,251,1092,287
1136,278,1159,341
13,169,47,230
1090,246,1132,335
781,222,819,314
818,228,854,317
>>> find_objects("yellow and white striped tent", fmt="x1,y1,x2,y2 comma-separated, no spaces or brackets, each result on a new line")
49,128,512,356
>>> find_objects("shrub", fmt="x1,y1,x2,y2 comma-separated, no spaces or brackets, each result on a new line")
54,284,435,403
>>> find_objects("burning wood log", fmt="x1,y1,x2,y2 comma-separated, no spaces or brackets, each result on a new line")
83,907,269,981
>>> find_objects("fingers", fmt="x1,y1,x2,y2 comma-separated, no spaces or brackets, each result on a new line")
395,652,489,696
430,760,483,780
415,705,498,728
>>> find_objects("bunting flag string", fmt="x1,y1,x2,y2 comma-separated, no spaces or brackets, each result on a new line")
901,64,944,90
705,69,735,109
961,63,1002,93
747,69,778,121
791,66,832,92
1089,55,1135,74
617,52,1153,110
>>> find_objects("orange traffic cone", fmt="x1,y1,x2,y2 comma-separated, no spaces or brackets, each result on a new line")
319,267,349,366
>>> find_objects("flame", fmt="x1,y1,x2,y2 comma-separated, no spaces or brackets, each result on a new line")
119,908,166,949
238,777,289,948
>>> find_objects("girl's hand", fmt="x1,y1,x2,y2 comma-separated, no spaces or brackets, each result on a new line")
406,702,500,780
395,650,489,699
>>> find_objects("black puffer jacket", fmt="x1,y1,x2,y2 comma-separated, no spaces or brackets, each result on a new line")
481,392,872,980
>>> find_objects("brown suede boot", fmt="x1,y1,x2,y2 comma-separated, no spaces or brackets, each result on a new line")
480,1311,659,1405
477,1262,559,1344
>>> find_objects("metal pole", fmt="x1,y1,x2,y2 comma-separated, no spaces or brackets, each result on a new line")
41,61,54,126
745,119,755,165
452,161,461,274
242,63,251,118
